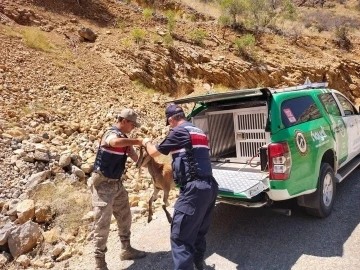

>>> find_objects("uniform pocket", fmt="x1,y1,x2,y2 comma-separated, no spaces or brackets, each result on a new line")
92,182,113,207
91,185,108,207
174,199,195,215
171,200,196,240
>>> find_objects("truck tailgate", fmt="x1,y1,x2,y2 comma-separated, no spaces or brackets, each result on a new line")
212,165,269,199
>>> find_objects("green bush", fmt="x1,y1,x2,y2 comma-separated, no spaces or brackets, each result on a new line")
218,0,275,33
282,0,297,21
189,29,208,46
234,34,256,55
165,10,176,33
143,8,153,20
131,28,146,45
218,14,232,38
217,0,245,24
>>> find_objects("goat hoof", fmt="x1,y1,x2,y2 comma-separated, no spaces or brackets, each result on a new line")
147,217,152,223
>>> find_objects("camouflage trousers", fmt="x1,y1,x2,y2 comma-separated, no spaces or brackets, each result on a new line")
89,172,132,258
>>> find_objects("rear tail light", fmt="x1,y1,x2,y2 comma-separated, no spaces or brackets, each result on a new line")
268,142,292,180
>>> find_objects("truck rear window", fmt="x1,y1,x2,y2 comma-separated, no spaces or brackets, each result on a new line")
281,96,321,128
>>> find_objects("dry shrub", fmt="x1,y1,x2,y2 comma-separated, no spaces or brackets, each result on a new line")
334,25,351,50
1,25,21,38
31,178,92,232
21,28,53,51
304,10,360,32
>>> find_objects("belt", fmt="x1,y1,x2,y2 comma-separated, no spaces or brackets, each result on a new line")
104,178,119,183
94,171,121,183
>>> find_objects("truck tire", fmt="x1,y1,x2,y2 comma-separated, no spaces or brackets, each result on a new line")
306,163,336,218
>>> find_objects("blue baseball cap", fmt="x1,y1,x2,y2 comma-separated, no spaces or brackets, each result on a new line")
165,104,184,125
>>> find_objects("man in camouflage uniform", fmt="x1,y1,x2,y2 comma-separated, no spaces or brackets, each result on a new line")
88,108,146,270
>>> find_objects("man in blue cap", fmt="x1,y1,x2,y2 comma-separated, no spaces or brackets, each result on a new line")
143,104,218,270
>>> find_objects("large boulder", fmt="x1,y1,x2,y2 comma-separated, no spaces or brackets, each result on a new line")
78,27,97,42
8,221,42,258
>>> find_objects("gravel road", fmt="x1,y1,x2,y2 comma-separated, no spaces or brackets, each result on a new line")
55,168,360,270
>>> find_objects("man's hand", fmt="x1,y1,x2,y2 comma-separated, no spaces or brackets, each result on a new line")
142,138,152,147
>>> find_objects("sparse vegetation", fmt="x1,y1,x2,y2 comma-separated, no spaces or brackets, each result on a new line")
163,33,174,45
217,0,275,33
289,25,303,45
334,25,351,50
234,34,256,58
21,28,53,51
2,25,21,38
188,13,197,22
242,0,275,33
143,8,153,20
165,10,176,33
31,180,92,232
134,80,156,94
131,28,147,45
282,0,297,21
121,37,133,48
217,0,245,24
189,28,208,46
218,14,232,38
115,16,126,30
304,10,360,33
150,32,161,44
212,83,230,92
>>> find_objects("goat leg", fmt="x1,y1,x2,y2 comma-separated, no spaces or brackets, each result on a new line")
162,191,172,224
148,207,153,223
148,197,154,223
148,188,160,223
162,205,173,224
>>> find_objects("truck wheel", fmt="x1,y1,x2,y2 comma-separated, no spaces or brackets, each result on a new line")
306,163,336,218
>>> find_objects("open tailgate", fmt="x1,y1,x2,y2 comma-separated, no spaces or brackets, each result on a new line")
212,163,269,199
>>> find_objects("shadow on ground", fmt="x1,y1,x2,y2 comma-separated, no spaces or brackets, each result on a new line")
32,0,116,27
205,168,360,270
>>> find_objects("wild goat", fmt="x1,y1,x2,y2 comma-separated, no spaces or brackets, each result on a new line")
136,146,175,224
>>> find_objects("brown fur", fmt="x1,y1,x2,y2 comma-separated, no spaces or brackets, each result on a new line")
136,147,175,223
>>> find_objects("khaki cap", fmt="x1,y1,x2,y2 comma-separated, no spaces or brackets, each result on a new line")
119,108,141,127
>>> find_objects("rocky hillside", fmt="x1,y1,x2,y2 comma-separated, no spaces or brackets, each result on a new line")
1,0,360,268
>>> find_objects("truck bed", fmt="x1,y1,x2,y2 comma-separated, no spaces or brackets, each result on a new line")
212,162,269,199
